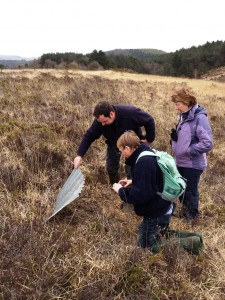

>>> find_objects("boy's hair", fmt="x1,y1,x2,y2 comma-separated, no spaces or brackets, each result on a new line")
171,88,197,107
117,131,140,149
93,101,115,118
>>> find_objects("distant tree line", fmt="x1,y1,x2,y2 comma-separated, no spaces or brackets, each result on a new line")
27,40,225,78
37,50,147,73
155,41,225,78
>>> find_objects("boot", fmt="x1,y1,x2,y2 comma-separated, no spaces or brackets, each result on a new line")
162,229,203,242
179,236,203,255
155,229,204,255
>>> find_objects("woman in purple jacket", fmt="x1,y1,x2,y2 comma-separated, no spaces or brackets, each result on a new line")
170,88,213,221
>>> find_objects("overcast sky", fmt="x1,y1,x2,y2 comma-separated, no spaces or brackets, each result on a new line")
1,0,224,58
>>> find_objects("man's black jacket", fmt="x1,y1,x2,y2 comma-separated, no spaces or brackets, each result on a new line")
77,105,155,156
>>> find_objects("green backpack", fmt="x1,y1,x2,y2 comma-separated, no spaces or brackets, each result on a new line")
136,150,187,202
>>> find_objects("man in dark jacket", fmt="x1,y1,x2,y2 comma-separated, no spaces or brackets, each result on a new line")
112,131,172,252
74,101,155,183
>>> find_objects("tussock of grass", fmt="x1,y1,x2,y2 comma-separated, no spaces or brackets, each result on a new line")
0,70,225,299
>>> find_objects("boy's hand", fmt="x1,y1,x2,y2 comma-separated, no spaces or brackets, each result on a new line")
112,183,123,193
119,179,132,188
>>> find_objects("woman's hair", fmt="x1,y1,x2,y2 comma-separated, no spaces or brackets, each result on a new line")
117,131,140,149
93,101,115,118
171,88,197,107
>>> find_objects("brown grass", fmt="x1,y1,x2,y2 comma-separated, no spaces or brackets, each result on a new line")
0,69,225,299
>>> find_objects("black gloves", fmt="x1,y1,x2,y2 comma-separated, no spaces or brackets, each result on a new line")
170,128,178,142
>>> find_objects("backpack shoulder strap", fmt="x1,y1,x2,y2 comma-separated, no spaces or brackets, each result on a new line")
136,150,157,163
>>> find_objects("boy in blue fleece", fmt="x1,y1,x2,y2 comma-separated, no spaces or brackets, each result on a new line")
112,131,172,252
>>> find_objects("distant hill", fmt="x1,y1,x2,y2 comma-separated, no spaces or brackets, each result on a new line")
0,55,35,61
0,55,25,60
0,60,28,68
105,48,166,60
0,55,37,68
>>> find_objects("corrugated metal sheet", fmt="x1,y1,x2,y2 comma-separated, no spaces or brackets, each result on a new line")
46,168,85,221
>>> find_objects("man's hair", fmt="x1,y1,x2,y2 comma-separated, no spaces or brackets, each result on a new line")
117,131,140,149
93,101,115,118
171,88,197,107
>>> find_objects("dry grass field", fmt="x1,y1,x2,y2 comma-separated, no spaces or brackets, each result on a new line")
0,69,225,299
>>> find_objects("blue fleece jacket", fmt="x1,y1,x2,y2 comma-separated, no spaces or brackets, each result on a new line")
77,105,155,157
118,144,171,218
